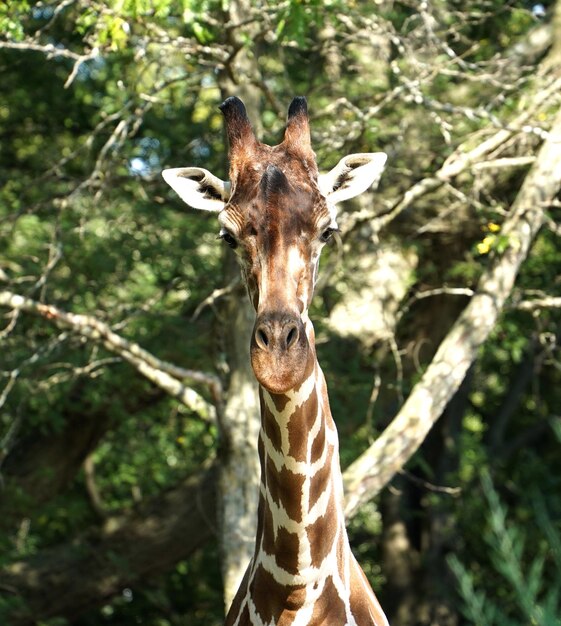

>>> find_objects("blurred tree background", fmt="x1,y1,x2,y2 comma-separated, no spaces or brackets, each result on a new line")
1,0,561,624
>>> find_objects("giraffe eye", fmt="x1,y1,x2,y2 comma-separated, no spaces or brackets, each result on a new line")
219,230,238,249
319,227,337,243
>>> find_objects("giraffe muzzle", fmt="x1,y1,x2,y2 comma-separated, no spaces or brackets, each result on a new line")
250,312,309,393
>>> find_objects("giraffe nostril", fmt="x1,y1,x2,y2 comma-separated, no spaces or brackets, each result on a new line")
256,326,270,349
254,316,301,353
285,324,298,350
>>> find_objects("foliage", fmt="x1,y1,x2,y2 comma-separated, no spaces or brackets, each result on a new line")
449,471,561,626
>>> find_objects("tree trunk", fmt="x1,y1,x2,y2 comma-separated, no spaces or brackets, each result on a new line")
215,1,263,613
215,280,261,614
380,479,421,625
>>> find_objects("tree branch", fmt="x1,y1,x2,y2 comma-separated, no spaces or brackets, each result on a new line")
516,296,561,310
343,103,561,517
0,291,223,423
341,75,561,235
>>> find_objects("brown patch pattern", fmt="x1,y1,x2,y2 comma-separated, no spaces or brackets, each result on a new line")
265,456,305,523
287,390,318,462
307,449,333,513
310,575,349,624
306,501,339,569
251,565,308,625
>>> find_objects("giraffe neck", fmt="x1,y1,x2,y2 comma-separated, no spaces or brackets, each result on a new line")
257,356,346,579
246,357,356,621
225,323,389,626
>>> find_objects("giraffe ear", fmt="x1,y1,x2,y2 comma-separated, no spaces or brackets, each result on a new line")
318,153,387,205
162,167,231,212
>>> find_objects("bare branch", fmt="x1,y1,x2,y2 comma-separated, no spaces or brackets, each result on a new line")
472,156,536,171
0,331,70,447
0,291,223,421
83,454,108,520
399,469,462,496
343,103,561,517
340,75,561,236
516,296,561,311
191,278,241,321
0,30,100,89
397,287,475,326
0,39,86,61
36,357,122,390
64,47,100,88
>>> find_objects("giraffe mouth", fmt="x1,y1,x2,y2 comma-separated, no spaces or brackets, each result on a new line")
250,313,310,394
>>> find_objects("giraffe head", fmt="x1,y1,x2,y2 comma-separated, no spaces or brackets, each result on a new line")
163,97,386,394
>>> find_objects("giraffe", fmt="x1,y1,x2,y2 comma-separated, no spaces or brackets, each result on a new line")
163,96,389,626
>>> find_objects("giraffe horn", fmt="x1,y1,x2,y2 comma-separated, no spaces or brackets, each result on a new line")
283,96,312,155
219,96,258,158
